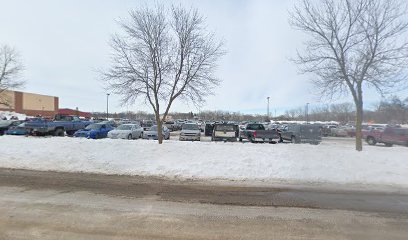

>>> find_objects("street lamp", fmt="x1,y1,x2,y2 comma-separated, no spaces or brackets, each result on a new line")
106,93,110,120
267,97,270,119
306,103,310,123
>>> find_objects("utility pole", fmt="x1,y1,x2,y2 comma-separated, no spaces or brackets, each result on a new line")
267,97,270,119
106,93,110,120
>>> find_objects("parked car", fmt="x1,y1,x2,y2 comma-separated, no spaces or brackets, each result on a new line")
331,126,349,137
141,120,154,131
143,125,170,140
179,123,201,141
98,120,118,128
108,123,143,140
363,126,408,147
5,122,29,136
0,120,24,135
239,123,280,143
321,124,338,137
74,123,114,139
280,124,322,145
164,121,178,132
204,123,215,136
25,115,91,136
212,124,238,142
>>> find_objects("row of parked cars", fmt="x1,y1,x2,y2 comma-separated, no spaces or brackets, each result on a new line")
0,116,320,144
2,115,407,146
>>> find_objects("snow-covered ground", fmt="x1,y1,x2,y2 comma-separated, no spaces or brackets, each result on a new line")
0,135,407,188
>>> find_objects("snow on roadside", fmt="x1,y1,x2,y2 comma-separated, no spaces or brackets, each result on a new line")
0,135,407,188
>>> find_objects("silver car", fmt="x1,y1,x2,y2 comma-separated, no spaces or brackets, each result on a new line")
108,124,143,140
143,125,170,140
179,123,201,141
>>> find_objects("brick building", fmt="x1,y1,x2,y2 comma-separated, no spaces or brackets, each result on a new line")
0,90,59,117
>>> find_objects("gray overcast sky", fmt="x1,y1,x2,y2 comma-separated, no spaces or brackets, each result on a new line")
1,0,407,115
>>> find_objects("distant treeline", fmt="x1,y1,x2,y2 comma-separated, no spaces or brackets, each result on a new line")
285,96,408,124
92,96,408,124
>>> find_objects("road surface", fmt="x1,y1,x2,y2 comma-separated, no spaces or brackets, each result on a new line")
1,168,408,240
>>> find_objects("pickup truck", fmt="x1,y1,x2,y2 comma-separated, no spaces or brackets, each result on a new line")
25,115,91,136
280,124,322,145
363,126,408,147
239,123,281,143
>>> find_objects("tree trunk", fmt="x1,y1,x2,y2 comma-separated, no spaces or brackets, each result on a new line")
354,89,363,151
155,112,163,144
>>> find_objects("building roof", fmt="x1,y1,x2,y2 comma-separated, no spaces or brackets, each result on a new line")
58,108,91,118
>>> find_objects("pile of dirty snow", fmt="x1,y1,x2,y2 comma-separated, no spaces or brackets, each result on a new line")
0,111,27,120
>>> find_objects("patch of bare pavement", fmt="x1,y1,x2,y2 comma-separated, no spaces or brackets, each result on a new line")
1,168,408,240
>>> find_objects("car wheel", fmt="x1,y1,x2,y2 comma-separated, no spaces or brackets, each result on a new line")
54,129,65,137
127,134,132,140
239,137,242,142
366,137,376,146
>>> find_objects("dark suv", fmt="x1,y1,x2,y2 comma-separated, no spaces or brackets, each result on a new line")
280,124,322,145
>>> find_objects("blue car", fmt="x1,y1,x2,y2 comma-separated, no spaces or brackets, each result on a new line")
5,123,29,136
74,123,114,139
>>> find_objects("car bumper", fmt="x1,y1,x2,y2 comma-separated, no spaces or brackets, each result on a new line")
144,135,158,140
179,135,200,141
213,137,237,142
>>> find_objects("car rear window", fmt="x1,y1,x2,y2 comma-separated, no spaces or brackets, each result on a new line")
215,125,235,131
246,124,263,130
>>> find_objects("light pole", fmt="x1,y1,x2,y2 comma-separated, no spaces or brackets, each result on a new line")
106,93,110,120
267,97,270,119
306,103,310,123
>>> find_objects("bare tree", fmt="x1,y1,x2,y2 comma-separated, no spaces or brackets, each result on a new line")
0,45,24,106
290,0,408,151
102,5,224,144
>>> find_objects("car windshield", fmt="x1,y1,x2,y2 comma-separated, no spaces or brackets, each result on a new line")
149,126,158,131
215,125,235,131
182,124,199,130
117,125,133,130
85,124,102,130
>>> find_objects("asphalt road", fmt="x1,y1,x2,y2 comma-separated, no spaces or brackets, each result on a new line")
1,168,408,239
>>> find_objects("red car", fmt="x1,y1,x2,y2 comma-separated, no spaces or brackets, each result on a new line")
363,126,408,147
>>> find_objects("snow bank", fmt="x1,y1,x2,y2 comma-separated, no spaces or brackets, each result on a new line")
0,136,407,187
0,111,27,120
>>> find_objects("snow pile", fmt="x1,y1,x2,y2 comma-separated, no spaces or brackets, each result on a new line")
0,111,27,120
0,136,407,187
